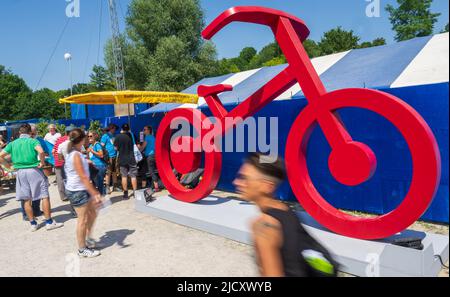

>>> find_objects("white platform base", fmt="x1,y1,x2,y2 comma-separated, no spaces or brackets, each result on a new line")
135,191,449,277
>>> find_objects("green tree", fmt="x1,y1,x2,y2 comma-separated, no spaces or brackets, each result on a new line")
386,0,441,41
249,42,283,69
145,36,215,91
318,27,360,55
105,0,216,92
263,56,287,67
88,120,103,137
126,0,204,56
236,47,257,70
217,58,240,75
14,88,66,120
303,39,322,58
89,65,115,91
371,37,387,47
358,37,387,49
35,121,49,138
442,23,449,33
104,35,152,90
0,65,32,121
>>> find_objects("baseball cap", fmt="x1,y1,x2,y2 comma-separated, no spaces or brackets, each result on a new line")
65,126,77,132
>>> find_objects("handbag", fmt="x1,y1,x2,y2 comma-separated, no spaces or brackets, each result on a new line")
133,144,143,163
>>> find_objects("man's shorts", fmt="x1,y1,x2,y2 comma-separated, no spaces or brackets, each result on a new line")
120,164,138,178
16,168,49,201
65,190,90,208
106,157,119,175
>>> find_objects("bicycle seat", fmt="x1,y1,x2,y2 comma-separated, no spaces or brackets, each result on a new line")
202,6,310,42
198,84,233,97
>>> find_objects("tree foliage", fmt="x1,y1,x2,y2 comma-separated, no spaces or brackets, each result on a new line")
386,0,441,41
89,65,115,91
319,27,360,55
0,66,32,121
105,0,217,92
13,88,66,120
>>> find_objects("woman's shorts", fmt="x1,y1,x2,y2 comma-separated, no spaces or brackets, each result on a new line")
65,190,90,208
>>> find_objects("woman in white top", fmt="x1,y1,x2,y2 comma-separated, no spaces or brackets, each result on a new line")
65,129,102,258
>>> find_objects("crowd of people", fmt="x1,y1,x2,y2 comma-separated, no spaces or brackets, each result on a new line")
0,122,337,276
0,122,161,258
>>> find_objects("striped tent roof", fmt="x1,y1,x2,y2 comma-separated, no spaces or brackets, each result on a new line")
140,33,449,114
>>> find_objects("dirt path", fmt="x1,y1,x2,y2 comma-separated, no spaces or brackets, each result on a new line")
0,176,257,277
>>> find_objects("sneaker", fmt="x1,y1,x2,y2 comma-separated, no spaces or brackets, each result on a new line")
123,191,129,200
30,224,39,232
46,221,64,231
78,248,101,258
86,238,97,249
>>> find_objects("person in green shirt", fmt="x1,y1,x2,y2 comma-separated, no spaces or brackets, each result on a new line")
0,124,64,232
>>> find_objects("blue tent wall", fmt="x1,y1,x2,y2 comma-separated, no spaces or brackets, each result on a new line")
70,104,87,119
197,82,449,223
72,104,150,120
87,105,115,119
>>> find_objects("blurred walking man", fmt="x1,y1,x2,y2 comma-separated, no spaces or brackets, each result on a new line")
233,152,337,277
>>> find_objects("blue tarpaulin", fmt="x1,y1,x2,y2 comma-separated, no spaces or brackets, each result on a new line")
136,33,449,223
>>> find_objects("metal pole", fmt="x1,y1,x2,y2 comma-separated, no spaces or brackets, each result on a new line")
127,104,131,127
67,57,73,119
69,57,73,96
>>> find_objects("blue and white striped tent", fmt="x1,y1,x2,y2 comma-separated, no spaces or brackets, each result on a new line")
141,33,449,223
141,33,448,112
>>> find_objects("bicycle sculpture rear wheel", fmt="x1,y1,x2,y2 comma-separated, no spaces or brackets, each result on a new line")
285,88,441,239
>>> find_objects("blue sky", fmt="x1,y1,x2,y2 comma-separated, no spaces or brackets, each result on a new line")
0,0,448,91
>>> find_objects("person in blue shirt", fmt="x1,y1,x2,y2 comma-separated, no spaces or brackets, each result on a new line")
87,131,107,195
138,126,160,191
100,124,118,194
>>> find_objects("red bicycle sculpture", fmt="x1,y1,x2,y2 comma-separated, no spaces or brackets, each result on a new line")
156,7,441,240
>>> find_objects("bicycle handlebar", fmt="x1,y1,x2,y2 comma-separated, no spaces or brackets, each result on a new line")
202,6,310,42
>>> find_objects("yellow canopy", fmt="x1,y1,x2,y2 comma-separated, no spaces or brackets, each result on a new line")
59,90,199,105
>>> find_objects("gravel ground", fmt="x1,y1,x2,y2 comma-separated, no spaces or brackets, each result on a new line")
0,176,257,277
0,176,447,277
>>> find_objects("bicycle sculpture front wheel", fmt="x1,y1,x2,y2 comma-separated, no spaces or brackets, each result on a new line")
285,88,441,239
155,108,222,203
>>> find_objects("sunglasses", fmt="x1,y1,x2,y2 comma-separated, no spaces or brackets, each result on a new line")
88,135,94,138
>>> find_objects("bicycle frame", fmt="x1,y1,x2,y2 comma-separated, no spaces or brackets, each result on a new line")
199,7,352,150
